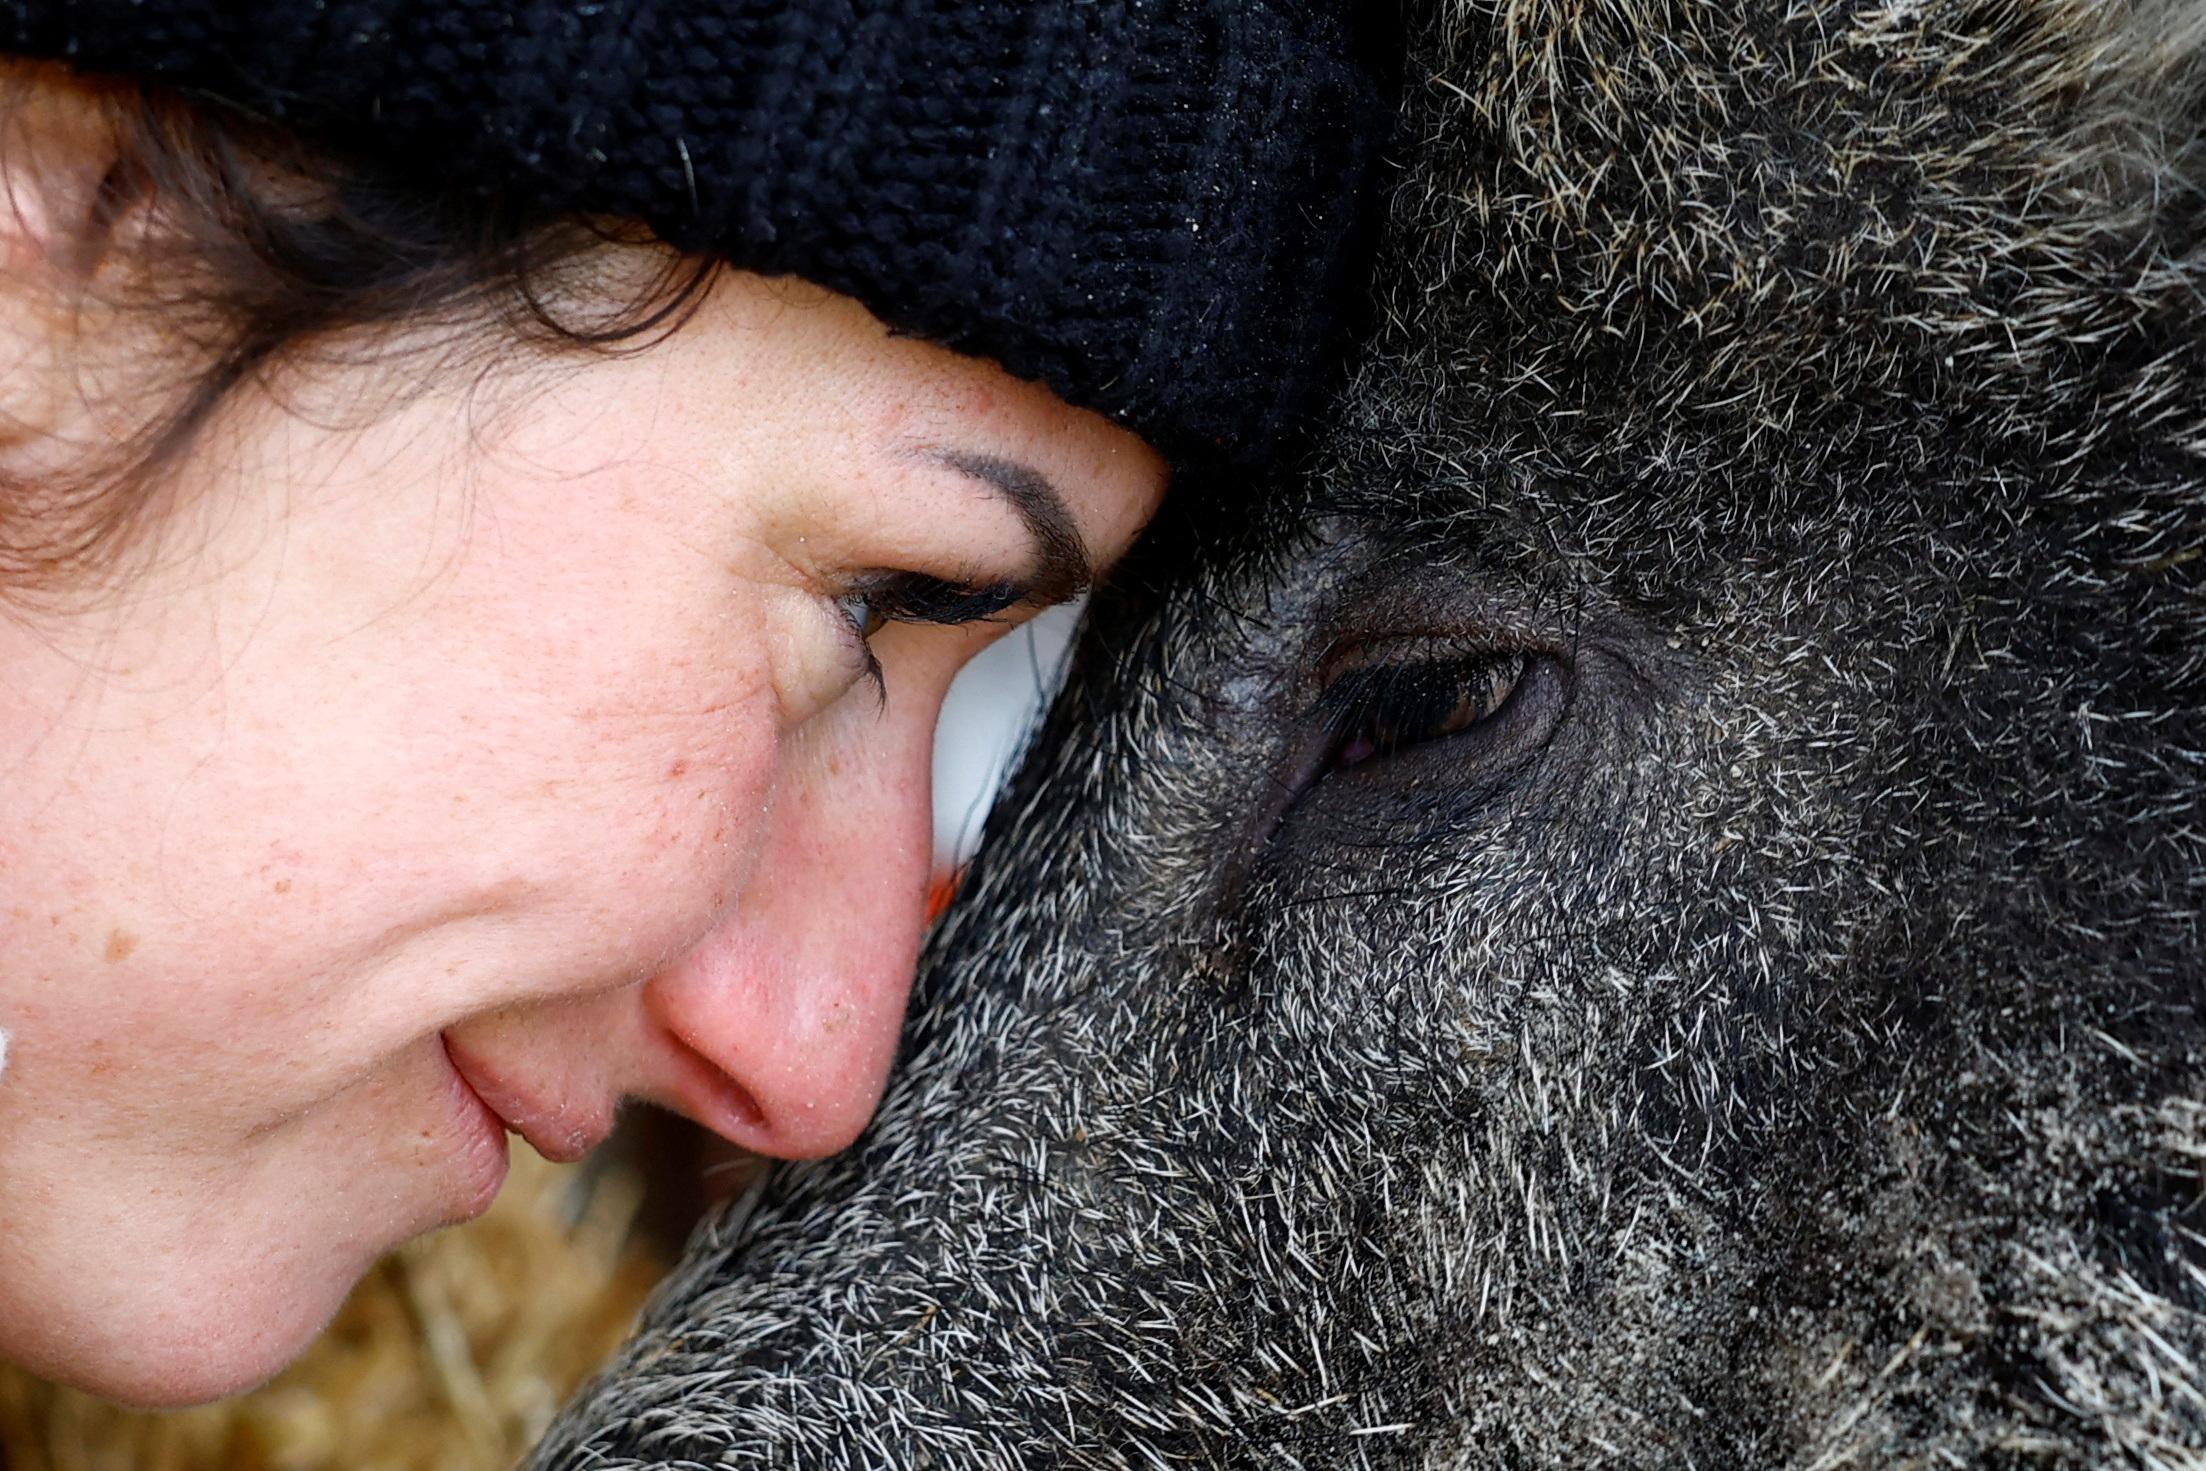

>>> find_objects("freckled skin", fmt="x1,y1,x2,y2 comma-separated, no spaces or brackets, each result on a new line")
0,267,1162,1407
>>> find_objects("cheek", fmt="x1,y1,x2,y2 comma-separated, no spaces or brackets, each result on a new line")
334,531,813,1007
361,631,798,1025
16,615,793,1122
546,694,787,970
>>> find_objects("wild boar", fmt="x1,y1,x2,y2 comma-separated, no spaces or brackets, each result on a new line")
533,1,2206,1464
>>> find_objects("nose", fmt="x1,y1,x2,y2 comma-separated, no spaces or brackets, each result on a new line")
641,692,938,1159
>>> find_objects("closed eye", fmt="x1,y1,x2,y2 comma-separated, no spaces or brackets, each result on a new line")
839,573,1026,639
836,572,1030,697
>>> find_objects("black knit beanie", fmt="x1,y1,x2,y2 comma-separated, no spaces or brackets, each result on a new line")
1,1,1394,465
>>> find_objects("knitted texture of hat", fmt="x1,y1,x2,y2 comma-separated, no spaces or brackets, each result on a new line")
1,0,1393,464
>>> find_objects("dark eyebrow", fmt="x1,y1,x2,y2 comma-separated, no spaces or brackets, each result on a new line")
928,449,1093,606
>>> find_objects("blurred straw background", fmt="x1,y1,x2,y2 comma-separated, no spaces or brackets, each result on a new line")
0,1140,668,1471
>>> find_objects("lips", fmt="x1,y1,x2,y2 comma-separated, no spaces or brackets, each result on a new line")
441,1033,614,1164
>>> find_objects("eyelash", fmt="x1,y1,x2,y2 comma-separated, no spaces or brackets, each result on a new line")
1320,650,1529,770
835,573,1026,692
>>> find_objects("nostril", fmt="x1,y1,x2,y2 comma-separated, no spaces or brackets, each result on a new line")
636,806,930,1159
696,1065,769,1136
658,1028,769,1143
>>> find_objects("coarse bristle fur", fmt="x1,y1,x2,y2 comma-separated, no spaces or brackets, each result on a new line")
532,1,2206,1466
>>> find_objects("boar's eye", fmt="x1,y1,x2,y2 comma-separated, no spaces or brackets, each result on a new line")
1318,645,1565,775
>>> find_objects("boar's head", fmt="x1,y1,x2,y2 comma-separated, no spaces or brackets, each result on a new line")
534,1,2206,1465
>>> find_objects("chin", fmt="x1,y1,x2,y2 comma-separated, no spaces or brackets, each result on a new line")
13,1265,357,1410
6,1172,414,1409
3,1044,501,1407
90,1331,326,1411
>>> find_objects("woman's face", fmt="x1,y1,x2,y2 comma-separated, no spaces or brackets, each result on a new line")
0,272,1164,1405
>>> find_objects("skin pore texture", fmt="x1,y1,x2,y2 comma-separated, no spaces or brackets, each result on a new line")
0,189,1165,1403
